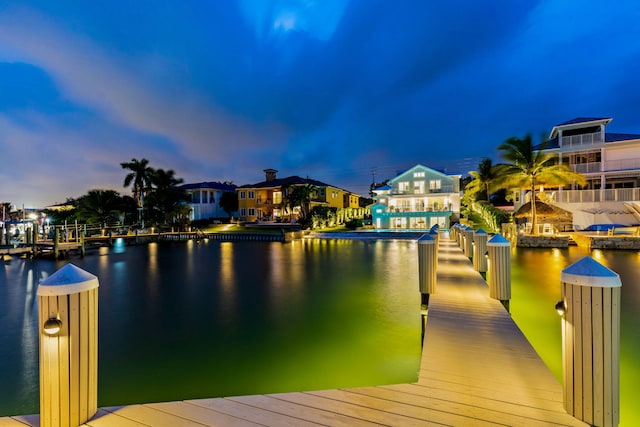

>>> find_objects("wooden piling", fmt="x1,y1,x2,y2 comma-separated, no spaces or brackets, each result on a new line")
560,256,621,427
487,233,511,310
473,229,488,272
37,263,99,427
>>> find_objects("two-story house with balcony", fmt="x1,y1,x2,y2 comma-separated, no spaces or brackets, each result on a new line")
528,117,640,229
371,164,461,229
180,181,237,221
236,169,361,222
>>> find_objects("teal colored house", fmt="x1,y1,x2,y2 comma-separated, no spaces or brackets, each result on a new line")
371,164,461,230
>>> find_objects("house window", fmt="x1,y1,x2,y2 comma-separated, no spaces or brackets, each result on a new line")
273,191,282,204
240,208,246,216
319,188,325,197
429,180,441,190
191,192,201,204
240,191,246,199
398,182,410,192
413,172,425,178
248,191,255,199
248,208,255,216
414,181,425,194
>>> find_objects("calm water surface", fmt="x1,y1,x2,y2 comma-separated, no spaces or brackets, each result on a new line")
510,245,640,426
0,238,421,416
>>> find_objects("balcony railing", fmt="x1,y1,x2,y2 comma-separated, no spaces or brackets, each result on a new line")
571,162,601,174
605,158,640,172
551,188,640,203
392,185,456,195
560,132,603,151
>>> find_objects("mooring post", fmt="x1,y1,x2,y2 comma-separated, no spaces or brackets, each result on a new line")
559,257,621,427
462,226,473,259
449,223,457,241
428,224,439,248
418,234,436,308
80,231,86,257
54,227,60,259
473,229,488,273
486,234,511,312
37,263,99,427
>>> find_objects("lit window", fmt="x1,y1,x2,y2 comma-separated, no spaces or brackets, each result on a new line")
429,180,441,190
398,182,410,192
413,172,425,178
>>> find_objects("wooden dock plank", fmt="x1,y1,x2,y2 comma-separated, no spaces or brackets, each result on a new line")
265,391,448,426
146,401,264,427
184,397,321,427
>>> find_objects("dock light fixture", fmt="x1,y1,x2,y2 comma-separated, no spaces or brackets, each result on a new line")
43,318,62,336
555,300,566,317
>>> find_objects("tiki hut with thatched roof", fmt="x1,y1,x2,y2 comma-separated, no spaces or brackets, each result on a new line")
515,199,573,233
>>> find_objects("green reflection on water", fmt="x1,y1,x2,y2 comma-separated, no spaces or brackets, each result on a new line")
511,246,640,426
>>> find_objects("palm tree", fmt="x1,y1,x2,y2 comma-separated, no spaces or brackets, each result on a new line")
465,158,499,202
76,190,124,225
145,168,189,227
495,134,586,234
121,158,155,227
281,183,317,221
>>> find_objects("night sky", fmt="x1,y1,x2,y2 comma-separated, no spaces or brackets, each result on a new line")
2,1,640,207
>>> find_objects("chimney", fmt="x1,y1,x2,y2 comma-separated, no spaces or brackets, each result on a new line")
264,168,278,182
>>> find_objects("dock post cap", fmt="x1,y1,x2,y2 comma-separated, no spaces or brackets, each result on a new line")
487,234,510,246
418,234,435,244
37,263,99,296
561,256,621,288
474,229,487,235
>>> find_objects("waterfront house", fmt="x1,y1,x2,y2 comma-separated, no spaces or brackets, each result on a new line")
236,169,362,222
520,117,640,230
371,164,461,229
180,181,237,221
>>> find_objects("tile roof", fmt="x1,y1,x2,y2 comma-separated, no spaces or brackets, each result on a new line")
180,182,237,191
238,175,333,189
554,117,611,126
605,132,640,142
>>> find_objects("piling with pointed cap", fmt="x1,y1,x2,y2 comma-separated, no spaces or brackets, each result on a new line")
560,256,621,427
463,226,474,258
37,263,99,427
418,234,437,302
473,229,488,272
428,224,439,247
486,234,511,309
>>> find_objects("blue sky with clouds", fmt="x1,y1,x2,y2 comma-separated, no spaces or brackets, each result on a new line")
2,0,640,207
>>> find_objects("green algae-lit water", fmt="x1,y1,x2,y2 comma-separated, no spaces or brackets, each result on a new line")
0,238,421,416
510,246,640,426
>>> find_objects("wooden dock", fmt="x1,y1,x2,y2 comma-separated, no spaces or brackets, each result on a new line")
1,234,587,426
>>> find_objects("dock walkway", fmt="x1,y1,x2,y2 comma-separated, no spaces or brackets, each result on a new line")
2,235,586,426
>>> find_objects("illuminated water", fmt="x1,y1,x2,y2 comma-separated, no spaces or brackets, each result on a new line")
0,238,421,416
2,239,639,424
510,246,640,426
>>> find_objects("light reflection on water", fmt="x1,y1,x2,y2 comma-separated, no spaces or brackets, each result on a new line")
0,239,421,416
510,245,640,426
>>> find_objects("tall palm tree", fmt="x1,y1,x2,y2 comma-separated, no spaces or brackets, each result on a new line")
465,158,498,202
495,134,586,234
281,183,317,220
145,168,189,226
121,158,155,227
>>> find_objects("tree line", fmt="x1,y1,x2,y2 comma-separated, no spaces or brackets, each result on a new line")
464,134,586,234
41,158,191,228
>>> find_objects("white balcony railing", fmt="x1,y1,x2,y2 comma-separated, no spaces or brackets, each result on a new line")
560,132,604,151
605,158,640,172
571,162,601,174
551,188,640,203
